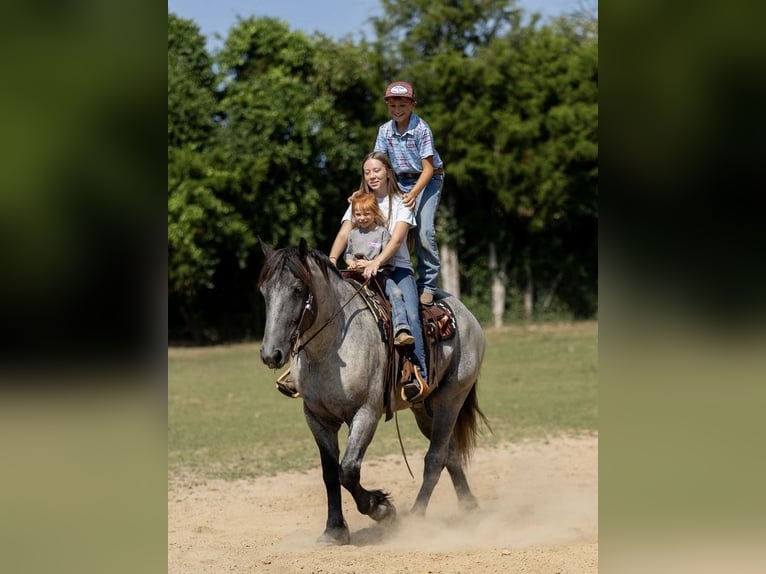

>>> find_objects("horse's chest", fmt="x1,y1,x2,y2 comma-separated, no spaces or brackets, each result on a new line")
294,363,368,411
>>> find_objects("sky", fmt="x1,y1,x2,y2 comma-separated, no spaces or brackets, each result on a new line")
167,0,580,50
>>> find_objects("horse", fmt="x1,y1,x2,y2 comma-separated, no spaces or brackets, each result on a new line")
258,238,487,545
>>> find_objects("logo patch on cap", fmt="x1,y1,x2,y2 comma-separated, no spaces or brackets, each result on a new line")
384,81,414,99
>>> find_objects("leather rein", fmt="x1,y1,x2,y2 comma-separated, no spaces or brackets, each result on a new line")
290,273,372,357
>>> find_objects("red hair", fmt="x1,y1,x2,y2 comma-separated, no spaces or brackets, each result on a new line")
351,192,386,227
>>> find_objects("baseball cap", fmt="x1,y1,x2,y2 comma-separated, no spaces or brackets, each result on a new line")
383,81,415,100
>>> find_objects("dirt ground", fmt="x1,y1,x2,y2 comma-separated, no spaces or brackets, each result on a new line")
168,434,597,573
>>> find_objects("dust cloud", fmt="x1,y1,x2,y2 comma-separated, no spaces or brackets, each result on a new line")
278,436,597,552
169,436,598,573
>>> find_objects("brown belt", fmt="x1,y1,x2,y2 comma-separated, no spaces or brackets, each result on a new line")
397,168,444,179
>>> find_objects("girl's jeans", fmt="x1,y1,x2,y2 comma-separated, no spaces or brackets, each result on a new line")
385,266,427,377
397,175,443,296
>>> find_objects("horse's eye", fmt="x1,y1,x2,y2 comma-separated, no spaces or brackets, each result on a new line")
293,286,304,296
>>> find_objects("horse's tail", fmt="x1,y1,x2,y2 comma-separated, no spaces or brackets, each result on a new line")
453,381,492,464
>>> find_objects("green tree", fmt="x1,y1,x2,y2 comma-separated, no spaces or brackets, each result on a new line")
483,19,598,318
214,18,377,250
169,16,382,341
167,14,216,149
168,14,256,341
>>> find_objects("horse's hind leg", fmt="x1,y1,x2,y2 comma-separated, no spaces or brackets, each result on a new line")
411,406,479,512
444,440,479,511
304,406,350,545
409,402,464,515
339,407,396,524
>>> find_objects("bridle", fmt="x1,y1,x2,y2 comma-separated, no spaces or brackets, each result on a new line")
289,290,316,356
289,270,372,358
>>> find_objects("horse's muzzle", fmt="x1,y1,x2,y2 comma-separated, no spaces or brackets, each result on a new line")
260,346,286,369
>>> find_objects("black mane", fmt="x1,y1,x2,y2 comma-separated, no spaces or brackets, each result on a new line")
258,244,340,288
308,248,342,282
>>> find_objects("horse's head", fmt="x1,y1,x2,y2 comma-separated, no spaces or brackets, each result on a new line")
257,238,321,369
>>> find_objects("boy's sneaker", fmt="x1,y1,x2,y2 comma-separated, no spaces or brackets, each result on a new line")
394,328,415,346
419,292,434,305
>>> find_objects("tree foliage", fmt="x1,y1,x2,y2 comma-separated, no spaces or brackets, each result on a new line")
214,18,376,249
167,14,216,149
167,3,598,341
168,15,256,340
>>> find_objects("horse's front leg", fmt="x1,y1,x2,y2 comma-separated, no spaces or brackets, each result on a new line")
304,405,349,545
340,406,396,523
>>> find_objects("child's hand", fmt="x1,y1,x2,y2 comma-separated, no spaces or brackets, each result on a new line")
361,260,381,278
402,190,418,209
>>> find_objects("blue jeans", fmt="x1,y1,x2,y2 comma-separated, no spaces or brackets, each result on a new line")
397,175,443,295
385,267,427,379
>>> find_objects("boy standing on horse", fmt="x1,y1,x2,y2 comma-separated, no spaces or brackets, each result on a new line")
373,81,445,306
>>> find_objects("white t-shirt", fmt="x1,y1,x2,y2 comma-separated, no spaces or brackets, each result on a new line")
342,193,415,270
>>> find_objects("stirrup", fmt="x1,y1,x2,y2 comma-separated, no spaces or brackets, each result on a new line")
275,369,301,398
401,366,430,403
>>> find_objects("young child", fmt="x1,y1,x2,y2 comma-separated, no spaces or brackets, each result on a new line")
373,81,445,305
344,193,392,272
344,192,414,346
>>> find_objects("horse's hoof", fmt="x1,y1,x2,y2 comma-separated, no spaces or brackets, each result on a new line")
459,495,479,513
370,501,397,524
368,489,397,523
317,527,350,546
409,503,427,517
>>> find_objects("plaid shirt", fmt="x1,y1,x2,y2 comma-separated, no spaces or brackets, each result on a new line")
373,113,444,175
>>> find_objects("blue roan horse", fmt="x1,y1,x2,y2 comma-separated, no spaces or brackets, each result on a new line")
258,239,487,545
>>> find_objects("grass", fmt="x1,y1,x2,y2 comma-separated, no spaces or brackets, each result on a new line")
168,321,597,480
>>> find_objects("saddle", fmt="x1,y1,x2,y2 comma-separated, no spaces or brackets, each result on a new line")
339,269,457,420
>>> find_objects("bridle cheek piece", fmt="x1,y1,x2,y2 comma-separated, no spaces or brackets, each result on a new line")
290,290,316,356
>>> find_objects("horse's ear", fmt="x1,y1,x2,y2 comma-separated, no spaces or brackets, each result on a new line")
259,237,274,259
298,237,309,261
